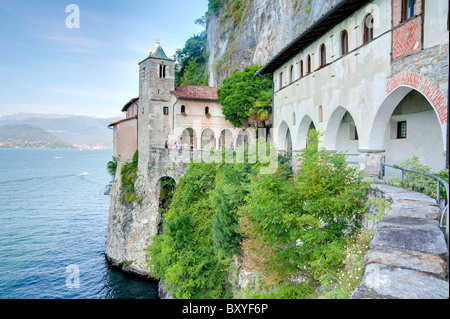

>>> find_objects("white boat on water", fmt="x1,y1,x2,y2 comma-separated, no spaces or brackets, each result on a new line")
79,172,88,176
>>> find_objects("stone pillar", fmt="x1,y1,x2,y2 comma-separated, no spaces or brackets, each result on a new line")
360,150,385,178
215,137,220,150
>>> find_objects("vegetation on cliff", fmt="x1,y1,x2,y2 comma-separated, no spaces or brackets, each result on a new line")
119,150,139,204
217,65,273,128
147,131,370,299
174,17,208,87
208,0,253,78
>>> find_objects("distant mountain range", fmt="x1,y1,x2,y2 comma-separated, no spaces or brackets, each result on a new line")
0,113,122,149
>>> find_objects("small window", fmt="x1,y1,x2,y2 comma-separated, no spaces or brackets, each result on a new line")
205,106,209,115
307,55,311,74
279,72,283,89
363,14,374,44
341,30,349,56
397,121,407,139
163,106,169,115
299,60,304,77
181,105,186,113
318,105,323,123
319,44,326,67
402,0,417,22
290,65,294,83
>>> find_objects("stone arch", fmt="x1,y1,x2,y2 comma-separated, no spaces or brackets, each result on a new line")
236,129,251,148
386,72,447,125
277,120,290,151
296,114,316,150
369,81,446,150
219,128,233,149
180,127,197,149
324,106,360,151
285,128,292,153
201,127,215,149
368,85,446,170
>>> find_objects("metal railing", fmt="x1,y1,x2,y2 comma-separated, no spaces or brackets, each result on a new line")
379,157,449,247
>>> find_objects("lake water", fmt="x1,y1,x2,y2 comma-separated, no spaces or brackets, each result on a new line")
0,148,158,299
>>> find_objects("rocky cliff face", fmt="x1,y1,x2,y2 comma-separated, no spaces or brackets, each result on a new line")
206,0,341,87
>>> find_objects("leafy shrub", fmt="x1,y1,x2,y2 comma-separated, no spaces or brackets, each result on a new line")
106,157,117,186
210,162,257,257
147,164,232,299
147,131,369,299
107,157,117,178
207,0,224,16
316,228,373,299
240,130,369,287
217,65,273,128
387,156,449,201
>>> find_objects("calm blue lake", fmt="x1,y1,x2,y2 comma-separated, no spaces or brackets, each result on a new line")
0,148,158,299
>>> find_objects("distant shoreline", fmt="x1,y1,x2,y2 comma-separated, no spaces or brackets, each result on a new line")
0,145,113,150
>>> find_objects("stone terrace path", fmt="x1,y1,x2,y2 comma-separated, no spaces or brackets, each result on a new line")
352,183,449,299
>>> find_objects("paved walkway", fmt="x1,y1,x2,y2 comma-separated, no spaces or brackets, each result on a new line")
352,183,449,299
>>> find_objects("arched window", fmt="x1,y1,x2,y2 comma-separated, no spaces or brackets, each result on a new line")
181,105,186,113
341,30,349,56
159,64,166,78
363,14,374,44
307,55,311,74
319,44,326,68
299,60,304,78
205,106,209,115
290,65,294,83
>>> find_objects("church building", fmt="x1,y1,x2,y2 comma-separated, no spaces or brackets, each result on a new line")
109,42,253,168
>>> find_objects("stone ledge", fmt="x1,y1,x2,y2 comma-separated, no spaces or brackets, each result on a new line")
352,183,448,299
354,264,449,299
370,227,448,257
365,249,447,278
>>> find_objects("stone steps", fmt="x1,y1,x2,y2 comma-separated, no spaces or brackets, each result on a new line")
352,183,449,299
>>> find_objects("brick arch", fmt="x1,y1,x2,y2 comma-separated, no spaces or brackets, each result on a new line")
386,71,447,124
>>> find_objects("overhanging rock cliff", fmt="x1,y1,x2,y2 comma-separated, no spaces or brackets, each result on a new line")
206,0,341,86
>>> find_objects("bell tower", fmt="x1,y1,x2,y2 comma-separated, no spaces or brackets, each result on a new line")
137,42,175,165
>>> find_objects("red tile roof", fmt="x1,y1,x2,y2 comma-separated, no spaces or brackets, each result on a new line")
172,86,218,101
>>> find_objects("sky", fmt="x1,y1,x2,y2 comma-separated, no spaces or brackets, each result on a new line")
0,0,208,118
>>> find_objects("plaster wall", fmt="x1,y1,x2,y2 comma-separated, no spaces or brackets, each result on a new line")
113,118,137,161
273,0,392,152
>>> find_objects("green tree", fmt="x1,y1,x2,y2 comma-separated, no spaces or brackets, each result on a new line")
240,130,368,283
174,18,208,87
147,164,232,299
210,162,258,257
217,65,273,128
207,0,224,16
